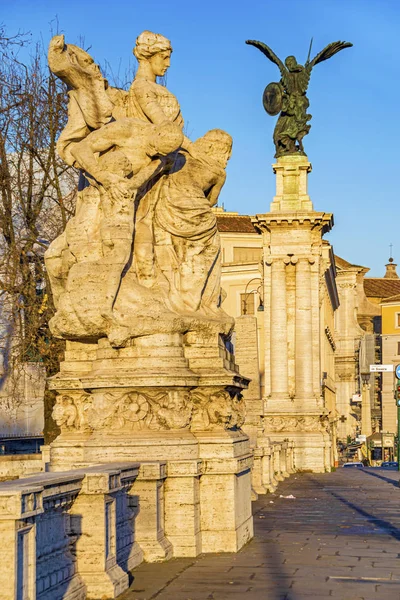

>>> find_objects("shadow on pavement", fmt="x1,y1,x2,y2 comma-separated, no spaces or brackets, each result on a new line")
252,503,297,600
361,469,400,488
329,489,400,541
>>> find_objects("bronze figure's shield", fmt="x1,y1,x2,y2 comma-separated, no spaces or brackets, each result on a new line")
263,82,282,116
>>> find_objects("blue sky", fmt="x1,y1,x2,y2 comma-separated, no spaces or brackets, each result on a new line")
3,0,399,276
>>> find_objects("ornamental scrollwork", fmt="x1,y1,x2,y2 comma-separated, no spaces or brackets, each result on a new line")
264,415,326,433
53,386,246,434
53,388,194,433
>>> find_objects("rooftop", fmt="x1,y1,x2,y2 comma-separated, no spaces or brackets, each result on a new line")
334,255,367,271
363,278,400,299
381,293,400,304
216,214,258,234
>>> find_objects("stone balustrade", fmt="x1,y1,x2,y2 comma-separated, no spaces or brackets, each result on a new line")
0,462,148,600
251,441,296,496
0,468,86,600
0,446,294,600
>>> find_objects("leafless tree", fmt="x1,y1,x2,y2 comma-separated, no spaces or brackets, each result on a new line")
0,25,78,440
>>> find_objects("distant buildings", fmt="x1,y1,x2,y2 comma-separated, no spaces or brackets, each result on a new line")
216,206,400,454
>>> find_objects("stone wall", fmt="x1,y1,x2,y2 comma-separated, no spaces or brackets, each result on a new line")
234,315,262,447
0,463,144,600
0,453,44,481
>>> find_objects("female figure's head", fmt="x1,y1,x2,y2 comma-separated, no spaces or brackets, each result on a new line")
133,31,172,78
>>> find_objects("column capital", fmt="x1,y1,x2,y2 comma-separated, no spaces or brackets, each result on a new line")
269,257,287,268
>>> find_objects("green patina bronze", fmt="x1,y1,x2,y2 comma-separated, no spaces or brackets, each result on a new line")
245,39,352,158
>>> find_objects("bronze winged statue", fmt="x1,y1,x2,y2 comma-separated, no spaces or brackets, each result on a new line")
245,39,353,157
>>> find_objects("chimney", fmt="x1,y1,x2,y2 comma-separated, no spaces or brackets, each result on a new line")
384,257,399,279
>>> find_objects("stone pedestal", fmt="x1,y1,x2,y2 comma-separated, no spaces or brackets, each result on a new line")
253,154,335,472
196,431,253,552
270,155,313,212
130,462,173,562
164,459,202,557
48,332,253,557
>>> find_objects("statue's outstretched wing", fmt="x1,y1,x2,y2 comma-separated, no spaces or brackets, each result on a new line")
307,41,353,69
245,40,287,79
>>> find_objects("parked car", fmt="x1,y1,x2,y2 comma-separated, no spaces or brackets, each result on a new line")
342,462,364,468
381,461,398,469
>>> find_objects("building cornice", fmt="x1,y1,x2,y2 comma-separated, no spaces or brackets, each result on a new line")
252,211,334,235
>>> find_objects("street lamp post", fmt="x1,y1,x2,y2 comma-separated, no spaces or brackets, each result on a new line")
242,278,264,315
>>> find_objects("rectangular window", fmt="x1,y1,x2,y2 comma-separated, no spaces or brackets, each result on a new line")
233,247,262,263
240,293,255,315
397,341,400,355
396,313,400,328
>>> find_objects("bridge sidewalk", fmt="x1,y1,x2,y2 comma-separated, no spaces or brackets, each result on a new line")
121,468,400,600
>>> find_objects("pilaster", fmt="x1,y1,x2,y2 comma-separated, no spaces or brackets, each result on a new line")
269,258,288,397
295,257,313,399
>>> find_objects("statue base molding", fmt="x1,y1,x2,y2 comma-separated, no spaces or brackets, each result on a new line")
48,336,253,556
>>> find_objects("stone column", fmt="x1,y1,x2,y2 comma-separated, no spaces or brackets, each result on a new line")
311,259,322,398
295,258,313,398
280,442,290,478
273,443,284,481
286,262,296,397
270,258,288,397
263,254,272,398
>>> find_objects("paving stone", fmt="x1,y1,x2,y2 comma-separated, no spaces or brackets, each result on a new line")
121,468,400,599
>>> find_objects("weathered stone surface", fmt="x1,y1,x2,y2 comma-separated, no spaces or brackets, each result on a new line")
0,462,147,600
45,30,253,566
0,453,44,480
46,33,234,346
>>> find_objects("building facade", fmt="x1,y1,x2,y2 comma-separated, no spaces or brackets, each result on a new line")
334,257,400,441
381,291,400,434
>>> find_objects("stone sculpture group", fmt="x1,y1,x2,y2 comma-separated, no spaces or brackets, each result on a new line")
46,31,233,348
45,30,249,467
